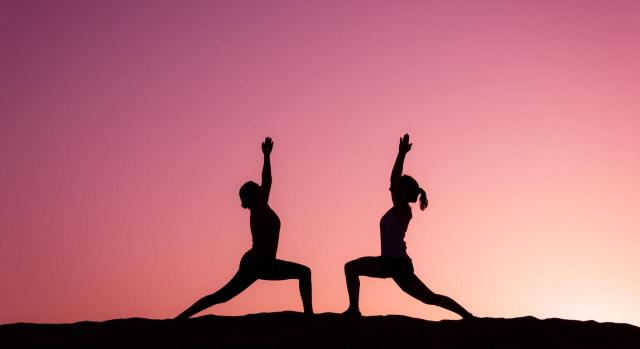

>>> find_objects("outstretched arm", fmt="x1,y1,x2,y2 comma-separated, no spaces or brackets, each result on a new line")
391,134,412,186
261,137,273,202
390,134,412,207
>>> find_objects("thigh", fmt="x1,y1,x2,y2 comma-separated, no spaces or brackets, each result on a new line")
258,259,309,281
393,272,436,297
239,250,270,276
346,256,396,278
214,267,258,297
203,268,258,304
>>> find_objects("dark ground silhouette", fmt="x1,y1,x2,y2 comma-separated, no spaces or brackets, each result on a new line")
2,312,639,349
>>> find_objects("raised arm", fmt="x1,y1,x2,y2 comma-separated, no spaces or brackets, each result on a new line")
390,134,412,207
391,134,412,186
261,137,273,202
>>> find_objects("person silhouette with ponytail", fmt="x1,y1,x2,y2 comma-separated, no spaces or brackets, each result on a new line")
176,137,313,319
343,134,473,319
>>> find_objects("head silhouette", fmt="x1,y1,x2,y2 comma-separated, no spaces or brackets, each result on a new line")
400,175,428,210
239,181,260,209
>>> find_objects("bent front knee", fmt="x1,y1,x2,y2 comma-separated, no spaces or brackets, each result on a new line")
344,260,357,275
300,265,311,280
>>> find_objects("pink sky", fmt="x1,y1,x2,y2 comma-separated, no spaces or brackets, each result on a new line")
1,1,639,325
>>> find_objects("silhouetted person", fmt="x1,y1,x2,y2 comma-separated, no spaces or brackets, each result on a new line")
343,134,473,319
176,137,313,319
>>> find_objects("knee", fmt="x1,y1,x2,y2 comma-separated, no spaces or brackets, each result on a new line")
301,265,311,280
344,260,356,275
420,292,442,305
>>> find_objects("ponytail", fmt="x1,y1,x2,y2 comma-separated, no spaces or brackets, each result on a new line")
418,188,428,210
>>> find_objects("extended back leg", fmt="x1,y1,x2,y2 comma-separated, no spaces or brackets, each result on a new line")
393,273,473,319
175,270,256,319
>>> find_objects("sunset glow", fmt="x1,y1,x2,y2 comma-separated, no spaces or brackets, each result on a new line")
1,1,639,325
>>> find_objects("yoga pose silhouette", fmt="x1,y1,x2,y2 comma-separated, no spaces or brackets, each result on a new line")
176,137,313,319
343,134,473,319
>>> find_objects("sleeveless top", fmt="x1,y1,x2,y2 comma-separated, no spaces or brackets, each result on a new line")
380,205,412,258
249,205,280,259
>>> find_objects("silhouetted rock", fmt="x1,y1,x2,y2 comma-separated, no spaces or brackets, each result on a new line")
2,312,639,348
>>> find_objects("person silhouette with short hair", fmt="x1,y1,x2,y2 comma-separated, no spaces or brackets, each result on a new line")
343,134,473,319
176,137,313,319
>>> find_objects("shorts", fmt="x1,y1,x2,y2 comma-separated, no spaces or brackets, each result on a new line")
239,250,276,273
378,256,414,275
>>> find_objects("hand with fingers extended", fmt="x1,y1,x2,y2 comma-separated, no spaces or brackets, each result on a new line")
399,133,412,154
262,137,273,155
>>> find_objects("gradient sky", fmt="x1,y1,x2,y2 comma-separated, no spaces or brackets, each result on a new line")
2,1,639,325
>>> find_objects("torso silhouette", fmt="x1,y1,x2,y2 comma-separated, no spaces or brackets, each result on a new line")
249,205,280,259
380,205,412,258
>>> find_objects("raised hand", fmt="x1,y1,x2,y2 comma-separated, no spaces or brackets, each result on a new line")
399,133,412,153
262,137,273,155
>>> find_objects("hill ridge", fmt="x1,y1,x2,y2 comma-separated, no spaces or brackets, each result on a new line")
2,311,639,348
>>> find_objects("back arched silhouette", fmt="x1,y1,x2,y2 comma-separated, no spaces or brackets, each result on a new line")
176,137,313,319
343,134,473,319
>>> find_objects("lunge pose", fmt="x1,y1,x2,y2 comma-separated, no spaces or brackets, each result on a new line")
343,134,472,319
176,137,313,319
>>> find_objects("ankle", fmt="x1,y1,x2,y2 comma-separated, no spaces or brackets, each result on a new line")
343,307,361,316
